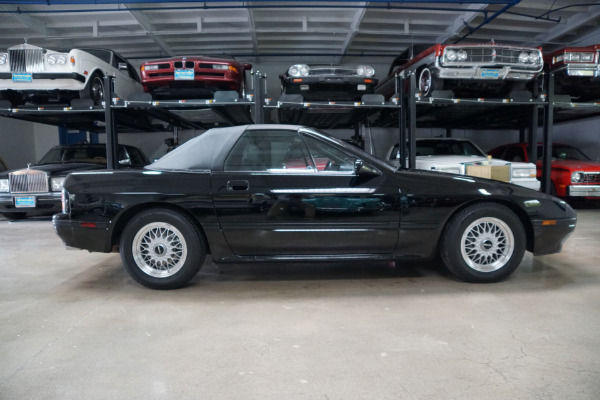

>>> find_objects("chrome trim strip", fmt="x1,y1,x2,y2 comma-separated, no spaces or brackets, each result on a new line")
271,188,376,194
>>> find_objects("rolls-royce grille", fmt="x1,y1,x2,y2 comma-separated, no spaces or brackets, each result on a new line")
8,48,44,73
9,170,48,193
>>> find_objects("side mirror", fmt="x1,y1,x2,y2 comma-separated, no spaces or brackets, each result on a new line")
118,62,128,71
354,159,381,177
118,159,132,166
243,63,252,71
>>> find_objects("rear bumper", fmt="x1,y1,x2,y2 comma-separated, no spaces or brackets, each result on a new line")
52,213,113,253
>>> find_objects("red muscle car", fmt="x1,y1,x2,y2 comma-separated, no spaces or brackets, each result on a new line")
489,142,600,198
376,43,543,99
544,44,600,102
140,56,252,100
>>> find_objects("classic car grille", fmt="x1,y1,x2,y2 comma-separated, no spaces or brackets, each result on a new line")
8,48,44,73
309,67,356,76
8,169,48,193
443,46,541,68
583,173,600,183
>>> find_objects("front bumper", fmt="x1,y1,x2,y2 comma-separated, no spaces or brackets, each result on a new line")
568,185,600,197
532,217,577,255
52,213,113,253
437,66,538,81
512,179,541,191
0,192,61,216
0,72,86,90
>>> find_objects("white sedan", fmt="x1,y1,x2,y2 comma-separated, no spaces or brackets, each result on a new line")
0,43,142,106
387,138,540,191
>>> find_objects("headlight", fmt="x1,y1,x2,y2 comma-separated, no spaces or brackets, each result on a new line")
445,49,457,61
571,171,585,183
569,53,581,62
143,64,159,71
580,53,594,62
0,53,7,65
528,52,540,64
518,52,529,63
47,53,68,65
356,65,375,77
212,64,229,70
434,166,461,174
288,64,309,77
50,177,66,192
457,50,468,61
512,168,536,178
0,179,8,192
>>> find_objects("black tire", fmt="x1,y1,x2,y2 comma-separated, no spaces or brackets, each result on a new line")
120,209,206,289
4,212,27,220
440,203,526,283
417,67,435,97
80,73,104,105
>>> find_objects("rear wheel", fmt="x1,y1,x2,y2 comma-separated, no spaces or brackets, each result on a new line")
120,209,206,289
440,203,525,283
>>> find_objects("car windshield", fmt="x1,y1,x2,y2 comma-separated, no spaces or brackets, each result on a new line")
536,145,591,161
416,140,485,157
38,146,108,165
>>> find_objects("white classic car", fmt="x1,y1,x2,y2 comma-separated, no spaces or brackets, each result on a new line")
387,138,540,191
0,43,142,106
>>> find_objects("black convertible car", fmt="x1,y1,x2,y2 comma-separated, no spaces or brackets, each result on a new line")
53,124,576,289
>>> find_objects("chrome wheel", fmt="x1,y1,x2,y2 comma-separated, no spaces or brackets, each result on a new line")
90,76,104,104
418,68,433,96
460,217,514,273
132,222,188,278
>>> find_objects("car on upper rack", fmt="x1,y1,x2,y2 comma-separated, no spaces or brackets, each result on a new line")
375,42,543,99
0,143,149,220
53,124,575,290
385,138,540,191
489,142,600,199
139,56,252,100
0,43,142,107
542,44,600,102
279,64,378,102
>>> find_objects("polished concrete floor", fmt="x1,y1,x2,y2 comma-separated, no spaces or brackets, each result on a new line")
1,206,599,400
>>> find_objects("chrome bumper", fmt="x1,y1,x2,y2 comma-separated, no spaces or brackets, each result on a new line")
568,185,600,197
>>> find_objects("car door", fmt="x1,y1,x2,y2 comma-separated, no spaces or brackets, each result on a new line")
210,127,400,257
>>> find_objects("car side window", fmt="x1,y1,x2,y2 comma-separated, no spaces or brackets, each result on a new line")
301,134,356,173
224,130,314,172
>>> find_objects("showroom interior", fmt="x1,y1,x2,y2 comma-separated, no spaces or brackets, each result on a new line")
1,1,599,399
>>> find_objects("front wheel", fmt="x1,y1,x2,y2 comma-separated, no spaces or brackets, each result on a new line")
440,203,526,283
80,73,104,105
120,209,206,289
417,67,435,97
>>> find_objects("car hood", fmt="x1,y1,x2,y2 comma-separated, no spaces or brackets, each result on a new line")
542,159,600,172
0,163,105,178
